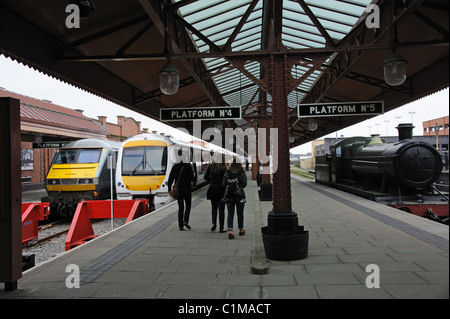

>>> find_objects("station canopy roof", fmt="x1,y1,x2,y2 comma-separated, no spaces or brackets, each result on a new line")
0,0,448,148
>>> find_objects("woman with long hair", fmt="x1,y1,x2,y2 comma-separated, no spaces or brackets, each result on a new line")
222,158,247,239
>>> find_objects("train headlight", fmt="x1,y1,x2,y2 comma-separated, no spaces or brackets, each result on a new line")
78,178,93,184
47,179,60,185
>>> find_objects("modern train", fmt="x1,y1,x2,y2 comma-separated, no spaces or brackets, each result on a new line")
315,123,448,222
115,132,237,208
42,139,121,217
43,133,237,217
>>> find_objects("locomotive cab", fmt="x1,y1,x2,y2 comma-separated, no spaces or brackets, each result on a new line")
43,139,121,218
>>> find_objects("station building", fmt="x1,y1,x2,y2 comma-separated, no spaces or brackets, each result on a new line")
0,87,144,191
423,115,449,137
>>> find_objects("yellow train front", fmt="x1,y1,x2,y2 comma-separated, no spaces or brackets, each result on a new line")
115,133,237,209
43,139,121,218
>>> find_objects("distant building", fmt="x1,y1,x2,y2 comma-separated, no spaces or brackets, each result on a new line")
94,115,142,142
423,115,449,137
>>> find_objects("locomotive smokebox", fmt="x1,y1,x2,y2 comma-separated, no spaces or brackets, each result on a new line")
396,123,414,141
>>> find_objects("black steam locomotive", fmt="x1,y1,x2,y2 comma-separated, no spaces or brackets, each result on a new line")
315,124,448,222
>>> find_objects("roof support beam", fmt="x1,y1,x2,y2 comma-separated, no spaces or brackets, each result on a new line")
300,0,430,105
138,0,225,106
57,15,150,51
295,0,335,47
223,0,260,52
54,39,448,62
116,22,154,56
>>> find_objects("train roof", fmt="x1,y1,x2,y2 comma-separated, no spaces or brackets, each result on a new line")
62,139,121,149
120,133,238,157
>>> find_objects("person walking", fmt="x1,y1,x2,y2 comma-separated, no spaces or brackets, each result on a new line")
168,151,195,231
222,158,247,239
205,156,227,233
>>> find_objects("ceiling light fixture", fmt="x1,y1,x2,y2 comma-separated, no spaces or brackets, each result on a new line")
158,59,181,95
382,51,407,86
308,118,318,131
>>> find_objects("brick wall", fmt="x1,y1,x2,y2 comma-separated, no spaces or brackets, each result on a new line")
423,116,449,136
95,115,142,141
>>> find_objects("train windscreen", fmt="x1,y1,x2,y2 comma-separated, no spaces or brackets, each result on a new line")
54,148,102,164
122,146,167,176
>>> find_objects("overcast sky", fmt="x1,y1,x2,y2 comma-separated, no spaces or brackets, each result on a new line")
1,55,448,154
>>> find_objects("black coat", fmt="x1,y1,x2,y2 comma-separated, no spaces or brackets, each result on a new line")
168,162,195,194
204,163,226,201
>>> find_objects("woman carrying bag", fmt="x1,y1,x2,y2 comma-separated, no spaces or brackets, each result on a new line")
168,149,195,231
222,158,247,239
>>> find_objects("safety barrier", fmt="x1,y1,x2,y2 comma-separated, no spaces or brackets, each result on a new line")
65,199,150,251
22,202,50,246
390,203,449,217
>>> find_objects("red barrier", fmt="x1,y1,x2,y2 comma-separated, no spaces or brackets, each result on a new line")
390,203,449,217
65,199,149,251
22,202,50,246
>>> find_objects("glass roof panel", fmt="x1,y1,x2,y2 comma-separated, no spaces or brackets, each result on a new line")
174,0,373,109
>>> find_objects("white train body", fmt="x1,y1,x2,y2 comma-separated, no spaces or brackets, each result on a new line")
115,133,235,208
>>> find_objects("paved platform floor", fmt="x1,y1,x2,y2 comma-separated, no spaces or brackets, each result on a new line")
1,173,448,299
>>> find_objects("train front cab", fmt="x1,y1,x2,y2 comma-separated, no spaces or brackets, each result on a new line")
44,143,118,217
116,139,169,210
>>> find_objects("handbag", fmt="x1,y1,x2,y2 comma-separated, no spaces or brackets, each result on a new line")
169,165,184,199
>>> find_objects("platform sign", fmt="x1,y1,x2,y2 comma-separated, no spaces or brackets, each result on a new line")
160,106,241,122
298,101,384,118
32,141,70,148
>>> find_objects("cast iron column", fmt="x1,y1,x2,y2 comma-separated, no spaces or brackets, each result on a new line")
261,54,308,261
0,97,22,291
267,54,297,229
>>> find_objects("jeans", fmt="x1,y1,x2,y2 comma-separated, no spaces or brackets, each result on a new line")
177,191,192,229
226,201,245,231
211,200,225,229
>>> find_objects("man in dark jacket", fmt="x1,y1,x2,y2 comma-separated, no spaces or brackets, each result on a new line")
168,158,195,230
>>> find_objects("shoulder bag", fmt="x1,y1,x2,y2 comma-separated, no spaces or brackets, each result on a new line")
169,165,184,199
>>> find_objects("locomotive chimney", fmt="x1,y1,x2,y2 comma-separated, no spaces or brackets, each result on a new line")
396,123,414,141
